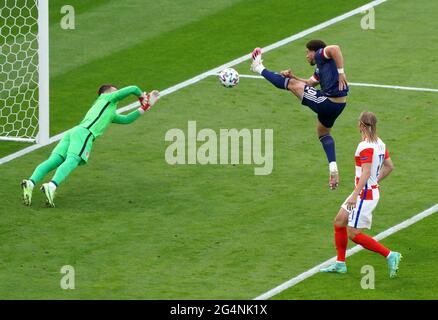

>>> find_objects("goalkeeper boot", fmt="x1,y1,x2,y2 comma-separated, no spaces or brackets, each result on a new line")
387,251,402,278
320,261,347,274
250,47,265,74
41,182,56,208
21,179,34,206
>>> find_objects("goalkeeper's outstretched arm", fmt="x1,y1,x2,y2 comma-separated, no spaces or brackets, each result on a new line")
108,85,143,102
112,110,142,124
112,90,160,124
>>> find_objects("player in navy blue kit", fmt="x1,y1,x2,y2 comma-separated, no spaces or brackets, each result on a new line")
250,40,348,190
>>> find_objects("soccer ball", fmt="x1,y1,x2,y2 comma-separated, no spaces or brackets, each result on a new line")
218,68,239,88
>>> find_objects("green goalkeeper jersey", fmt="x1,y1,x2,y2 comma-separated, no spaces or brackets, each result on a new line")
79,85,143,138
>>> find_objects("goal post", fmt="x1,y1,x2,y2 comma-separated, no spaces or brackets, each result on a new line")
0,0,50,145
37,0,49,145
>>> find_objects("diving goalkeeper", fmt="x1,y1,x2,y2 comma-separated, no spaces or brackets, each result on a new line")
21,84,160,207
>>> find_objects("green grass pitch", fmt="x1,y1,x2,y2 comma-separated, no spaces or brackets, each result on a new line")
0,0,437,299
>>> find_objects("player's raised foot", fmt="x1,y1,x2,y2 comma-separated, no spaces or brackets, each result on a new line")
320,262,347,274
40,182,56,208
250,47,265,74
21,179,34,206
387,251,402,278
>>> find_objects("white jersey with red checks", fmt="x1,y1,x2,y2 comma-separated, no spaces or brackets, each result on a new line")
354,137,389,200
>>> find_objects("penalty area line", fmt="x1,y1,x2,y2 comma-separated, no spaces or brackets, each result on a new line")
234,74,438,93
253,203,438,300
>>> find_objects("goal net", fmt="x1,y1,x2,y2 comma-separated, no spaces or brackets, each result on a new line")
0,0,49,144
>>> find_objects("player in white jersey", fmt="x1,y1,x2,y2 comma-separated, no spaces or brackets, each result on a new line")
320,111,402,278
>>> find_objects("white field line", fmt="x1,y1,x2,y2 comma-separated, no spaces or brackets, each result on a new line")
0,0,387,166
236,74,438,92
0,137,35,143
254,203,438,300
348,82,438,93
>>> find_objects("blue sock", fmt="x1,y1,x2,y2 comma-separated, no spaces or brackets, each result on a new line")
319,134,336,163
261,69,289,90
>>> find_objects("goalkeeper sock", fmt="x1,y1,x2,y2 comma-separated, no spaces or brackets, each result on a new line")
51,154,81,186
30,153,64,185
334,225,348,262
261,69,290,90
352,233,391,258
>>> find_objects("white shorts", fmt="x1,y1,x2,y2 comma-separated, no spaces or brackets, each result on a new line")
341,191,380,229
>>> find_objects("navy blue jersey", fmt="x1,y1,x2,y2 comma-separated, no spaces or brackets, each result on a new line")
313,48,349,97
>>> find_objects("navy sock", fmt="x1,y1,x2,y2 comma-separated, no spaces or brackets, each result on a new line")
319,134,336,163
261,69,289,90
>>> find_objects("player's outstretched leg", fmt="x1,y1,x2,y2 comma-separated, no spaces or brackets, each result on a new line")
22,153,64,206
250,47,290,90
41,154,81,207
349,228,402,278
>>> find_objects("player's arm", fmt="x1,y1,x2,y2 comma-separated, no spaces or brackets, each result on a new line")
112,110,142,124
107,85,143,103
378,157,394,183
323,45,348,91
112,90,160,124
346,162,372,210
280,69,319,86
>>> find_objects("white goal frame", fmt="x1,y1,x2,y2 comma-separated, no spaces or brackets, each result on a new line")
0,0,49,145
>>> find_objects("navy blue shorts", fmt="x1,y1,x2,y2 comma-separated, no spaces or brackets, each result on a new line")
301,85,346,128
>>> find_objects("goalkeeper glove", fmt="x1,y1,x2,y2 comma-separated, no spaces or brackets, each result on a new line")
138,90,160,113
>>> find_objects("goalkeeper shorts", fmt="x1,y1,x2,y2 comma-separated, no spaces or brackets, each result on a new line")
52,126,95,164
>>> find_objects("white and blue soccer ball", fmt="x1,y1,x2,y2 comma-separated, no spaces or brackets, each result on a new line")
218,68,239,88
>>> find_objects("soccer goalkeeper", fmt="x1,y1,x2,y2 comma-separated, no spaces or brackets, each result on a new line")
21,84,160,207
